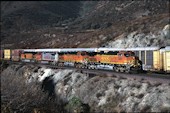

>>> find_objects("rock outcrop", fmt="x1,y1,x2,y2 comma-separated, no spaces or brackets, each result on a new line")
1,64,170,112
105,24,170,48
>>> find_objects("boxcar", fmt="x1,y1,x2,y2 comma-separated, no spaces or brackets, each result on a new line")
12,49,20,61
153,46,170,73
4,49,11,60
133,47,160,71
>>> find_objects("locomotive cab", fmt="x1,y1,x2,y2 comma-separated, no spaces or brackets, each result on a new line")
126,51,142,71
117,51,142,73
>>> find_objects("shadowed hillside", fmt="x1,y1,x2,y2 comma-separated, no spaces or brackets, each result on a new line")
1,1,169,49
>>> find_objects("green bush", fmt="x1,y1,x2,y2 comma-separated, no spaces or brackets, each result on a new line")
65,97,90,113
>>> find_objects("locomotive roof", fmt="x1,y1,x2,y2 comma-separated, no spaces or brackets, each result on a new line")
23,49,37,52
35,49,61,52
59,48,98,52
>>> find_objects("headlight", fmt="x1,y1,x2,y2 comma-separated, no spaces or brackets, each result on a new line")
128,60,134,64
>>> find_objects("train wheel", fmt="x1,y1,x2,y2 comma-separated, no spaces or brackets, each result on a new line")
120,69,124,73
114,67,119,72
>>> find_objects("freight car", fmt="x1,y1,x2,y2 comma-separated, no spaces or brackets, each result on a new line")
131,46,170,73
153,47,170,73
4,49,11,60
1,46,170,73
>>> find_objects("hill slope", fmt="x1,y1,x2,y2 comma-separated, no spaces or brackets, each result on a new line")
1,1,170,49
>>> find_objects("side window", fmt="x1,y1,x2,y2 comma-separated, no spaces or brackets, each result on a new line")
118,53,123,57
81,52,86,56
124,53,130,57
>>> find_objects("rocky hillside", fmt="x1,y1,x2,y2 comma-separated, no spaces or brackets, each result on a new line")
1,1,170,48
1,64,170,112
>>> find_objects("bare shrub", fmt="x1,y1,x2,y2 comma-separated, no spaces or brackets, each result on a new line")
1,65,65,113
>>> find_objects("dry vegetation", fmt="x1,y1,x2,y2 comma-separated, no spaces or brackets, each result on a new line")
1,1,169,49
1,65,65,113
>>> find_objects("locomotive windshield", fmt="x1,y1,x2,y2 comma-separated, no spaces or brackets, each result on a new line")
124,52,135,57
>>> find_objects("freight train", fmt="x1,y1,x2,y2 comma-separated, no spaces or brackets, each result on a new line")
0,46,170,73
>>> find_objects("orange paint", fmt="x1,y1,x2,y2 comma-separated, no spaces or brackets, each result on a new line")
21,53,33,59
95,51,135,64
34,54,42,61
59,52,89,63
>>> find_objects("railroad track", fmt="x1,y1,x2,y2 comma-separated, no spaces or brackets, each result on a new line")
6,61,170,84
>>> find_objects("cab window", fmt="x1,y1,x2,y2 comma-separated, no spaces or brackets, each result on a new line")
124,53,130,57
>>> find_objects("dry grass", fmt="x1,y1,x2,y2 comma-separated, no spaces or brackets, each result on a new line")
1,65,65,113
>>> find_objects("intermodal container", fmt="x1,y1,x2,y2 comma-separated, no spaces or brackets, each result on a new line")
4,49,11,60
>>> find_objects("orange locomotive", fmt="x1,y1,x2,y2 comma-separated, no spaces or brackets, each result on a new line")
1,49,142,73
94,51,142,72
58,52,92,67
58,51,142,73
59,52,89,63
